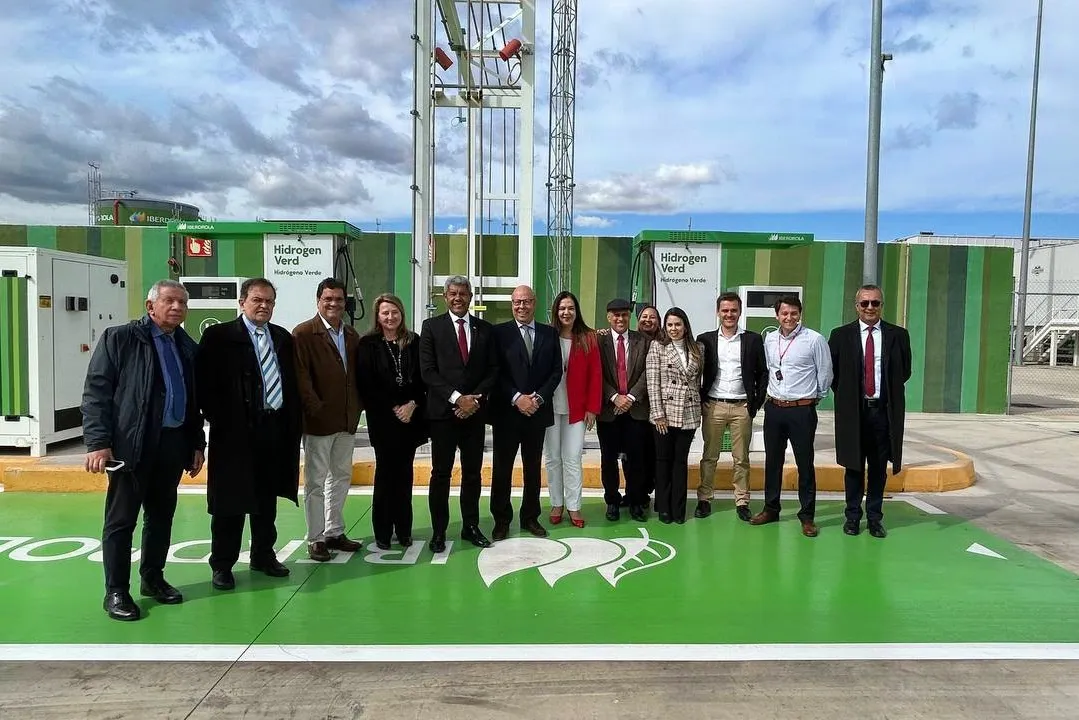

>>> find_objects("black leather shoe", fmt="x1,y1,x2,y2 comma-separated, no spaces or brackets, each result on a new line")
375,539,391,551
843,522,861,536
658,512,672,524
492,524,510,541
212,570,235,591
398,536,413,547
522,520,548,538
605,504,620,521
736,505,751,522
250,556,290,577
103,591,141,621
694,500,712,519
868,524,887,538
461,525,492,548
674,517,686,525
140,577,183,604
629,505,647,522
429,535,446,553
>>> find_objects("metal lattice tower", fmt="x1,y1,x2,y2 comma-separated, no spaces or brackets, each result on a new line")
545,0,578,297
411,1,536,326
86,162,102,226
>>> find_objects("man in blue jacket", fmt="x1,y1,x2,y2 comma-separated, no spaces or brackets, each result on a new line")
82,279,206,621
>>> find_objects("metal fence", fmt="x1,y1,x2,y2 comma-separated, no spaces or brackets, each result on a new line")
1009,282,1079,415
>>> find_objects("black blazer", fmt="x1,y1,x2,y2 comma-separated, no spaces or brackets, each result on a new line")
489,320,563,428
828,320,912,473
597,329,650,422
696,329,768,418
356,332,428,448
418,312,499,422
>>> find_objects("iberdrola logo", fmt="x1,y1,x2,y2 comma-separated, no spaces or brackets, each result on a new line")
477,528,675,588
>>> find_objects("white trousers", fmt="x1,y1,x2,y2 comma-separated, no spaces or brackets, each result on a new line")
303,432,354,542
544,414,586,512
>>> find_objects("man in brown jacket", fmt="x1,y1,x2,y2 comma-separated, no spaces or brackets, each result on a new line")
293,278,363,561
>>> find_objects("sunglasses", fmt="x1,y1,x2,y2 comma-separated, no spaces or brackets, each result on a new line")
858,300,881,308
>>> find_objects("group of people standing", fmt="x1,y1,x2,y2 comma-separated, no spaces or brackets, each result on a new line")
82,273,910,622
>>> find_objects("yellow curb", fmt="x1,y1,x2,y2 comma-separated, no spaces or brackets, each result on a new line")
3,448,975,494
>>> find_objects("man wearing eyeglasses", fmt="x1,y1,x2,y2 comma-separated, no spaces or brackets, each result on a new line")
828,284,912,539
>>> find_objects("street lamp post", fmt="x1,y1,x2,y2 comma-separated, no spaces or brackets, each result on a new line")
1013,0,1045,367
863,0,891,285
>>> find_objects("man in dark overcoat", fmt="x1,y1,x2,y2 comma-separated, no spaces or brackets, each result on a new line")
829,284,912,538
196,277,303,590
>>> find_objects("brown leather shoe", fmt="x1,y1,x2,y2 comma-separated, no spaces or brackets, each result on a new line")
801,521,819,538
749,510,778,525
522,519,548,538
308,541,331,562
492,524,510,541
325,535,362,552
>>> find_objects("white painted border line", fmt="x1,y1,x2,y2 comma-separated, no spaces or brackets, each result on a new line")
902,497,948,515
3,643,1079,663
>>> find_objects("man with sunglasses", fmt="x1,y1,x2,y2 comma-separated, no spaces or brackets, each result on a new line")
828,284,912,538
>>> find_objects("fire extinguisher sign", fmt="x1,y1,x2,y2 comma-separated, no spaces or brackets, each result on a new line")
185,237,213,258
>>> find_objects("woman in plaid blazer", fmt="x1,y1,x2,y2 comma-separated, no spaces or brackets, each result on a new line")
646,307,704,524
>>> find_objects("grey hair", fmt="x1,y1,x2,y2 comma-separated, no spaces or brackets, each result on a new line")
444,275,472,293
147,279,190,302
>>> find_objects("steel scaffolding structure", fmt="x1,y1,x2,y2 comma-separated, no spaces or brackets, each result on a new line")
411,0,536,326
545,0,578,297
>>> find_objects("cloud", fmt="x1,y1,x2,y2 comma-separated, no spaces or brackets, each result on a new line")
575,215,614,229
936,92,982,130
576,163,729,213
890,124,934,151
892,34,934,53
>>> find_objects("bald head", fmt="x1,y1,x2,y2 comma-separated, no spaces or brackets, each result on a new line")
511,285,536,324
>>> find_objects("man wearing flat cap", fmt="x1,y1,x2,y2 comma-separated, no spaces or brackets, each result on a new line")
595,298,651,522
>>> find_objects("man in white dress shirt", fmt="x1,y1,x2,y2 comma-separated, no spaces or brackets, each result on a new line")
750,295,833,537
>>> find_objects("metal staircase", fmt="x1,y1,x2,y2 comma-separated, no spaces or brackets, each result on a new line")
1023,315,1079,366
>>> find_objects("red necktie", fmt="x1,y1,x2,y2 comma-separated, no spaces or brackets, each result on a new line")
457,319,469,363
864,326,875,396
616,334,628,395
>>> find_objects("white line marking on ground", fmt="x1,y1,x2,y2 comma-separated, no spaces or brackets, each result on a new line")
3,643,1078,663
902,497,948,515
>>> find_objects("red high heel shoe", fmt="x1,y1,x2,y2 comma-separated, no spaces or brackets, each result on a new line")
569,512,585,528
550,507,564,524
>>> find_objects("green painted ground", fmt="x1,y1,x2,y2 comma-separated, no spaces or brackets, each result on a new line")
0,493,1077,646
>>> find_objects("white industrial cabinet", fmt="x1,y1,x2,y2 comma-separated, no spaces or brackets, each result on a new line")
0,248,128,456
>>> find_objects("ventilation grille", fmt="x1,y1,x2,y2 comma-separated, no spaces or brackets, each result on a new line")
277,222,320,234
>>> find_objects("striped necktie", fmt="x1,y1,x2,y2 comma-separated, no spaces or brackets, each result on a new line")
255,328,283,410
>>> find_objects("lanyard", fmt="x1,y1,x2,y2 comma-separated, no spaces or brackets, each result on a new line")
777,327,801,364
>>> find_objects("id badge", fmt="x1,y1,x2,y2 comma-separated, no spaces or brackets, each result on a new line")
775,369,783,381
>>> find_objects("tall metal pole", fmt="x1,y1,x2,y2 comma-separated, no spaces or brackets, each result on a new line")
863,0,884,285
1013,0,1044,367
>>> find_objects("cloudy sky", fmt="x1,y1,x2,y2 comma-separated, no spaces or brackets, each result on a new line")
0,0,1076,240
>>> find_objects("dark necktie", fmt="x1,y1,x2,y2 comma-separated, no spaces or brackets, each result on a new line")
161,334,186,424
864,326,876,397
457,319,469,362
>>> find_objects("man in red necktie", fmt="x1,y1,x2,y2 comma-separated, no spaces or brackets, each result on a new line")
596,298,651,522
828,284,912,538
418,276,499,553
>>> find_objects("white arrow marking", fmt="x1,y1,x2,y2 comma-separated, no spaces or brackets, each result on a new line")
966,543,1006,560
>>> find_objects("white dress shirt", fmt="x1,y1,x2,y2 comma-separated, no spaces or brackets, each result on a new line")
860,320,882,399
764,324,833,400
708,330,747,400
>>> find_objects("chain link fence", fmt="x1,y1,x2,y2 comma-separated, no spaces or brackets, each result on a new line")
1009,281,1079,415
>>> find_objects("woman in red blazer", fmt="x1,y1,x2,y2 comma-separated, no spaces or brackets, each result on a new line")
544,291,602,528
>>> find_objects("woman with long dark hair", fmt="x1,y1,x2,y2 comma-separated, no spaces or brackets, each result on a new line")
544,291,601,528
356,294,428,549
645,307,703,524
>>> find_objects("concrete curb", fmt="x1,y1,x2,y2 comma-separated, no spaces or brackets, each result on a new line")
0,448,975,493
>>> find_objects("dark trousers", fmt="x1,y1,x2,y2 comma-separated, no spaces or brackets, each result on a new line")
101,427,187,593
642,434,656,499
428,417,485,535
209,412,284,571
491,419,544,527
654,427,694,521
372,439,417,544
596,414,648,506
844,403,891,525
763,402,818,521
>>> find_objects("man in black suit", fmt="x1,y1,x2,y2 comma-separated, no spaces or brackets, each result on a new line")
829,284,912,539
419,275,500,553
596,297,651,522
82,279,206,621
489,285,563,540
696,292,768,521
196,278,303,590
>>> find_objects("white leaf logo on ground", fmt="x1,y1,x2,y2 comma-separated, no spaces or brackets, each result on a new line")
477,529,676,588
